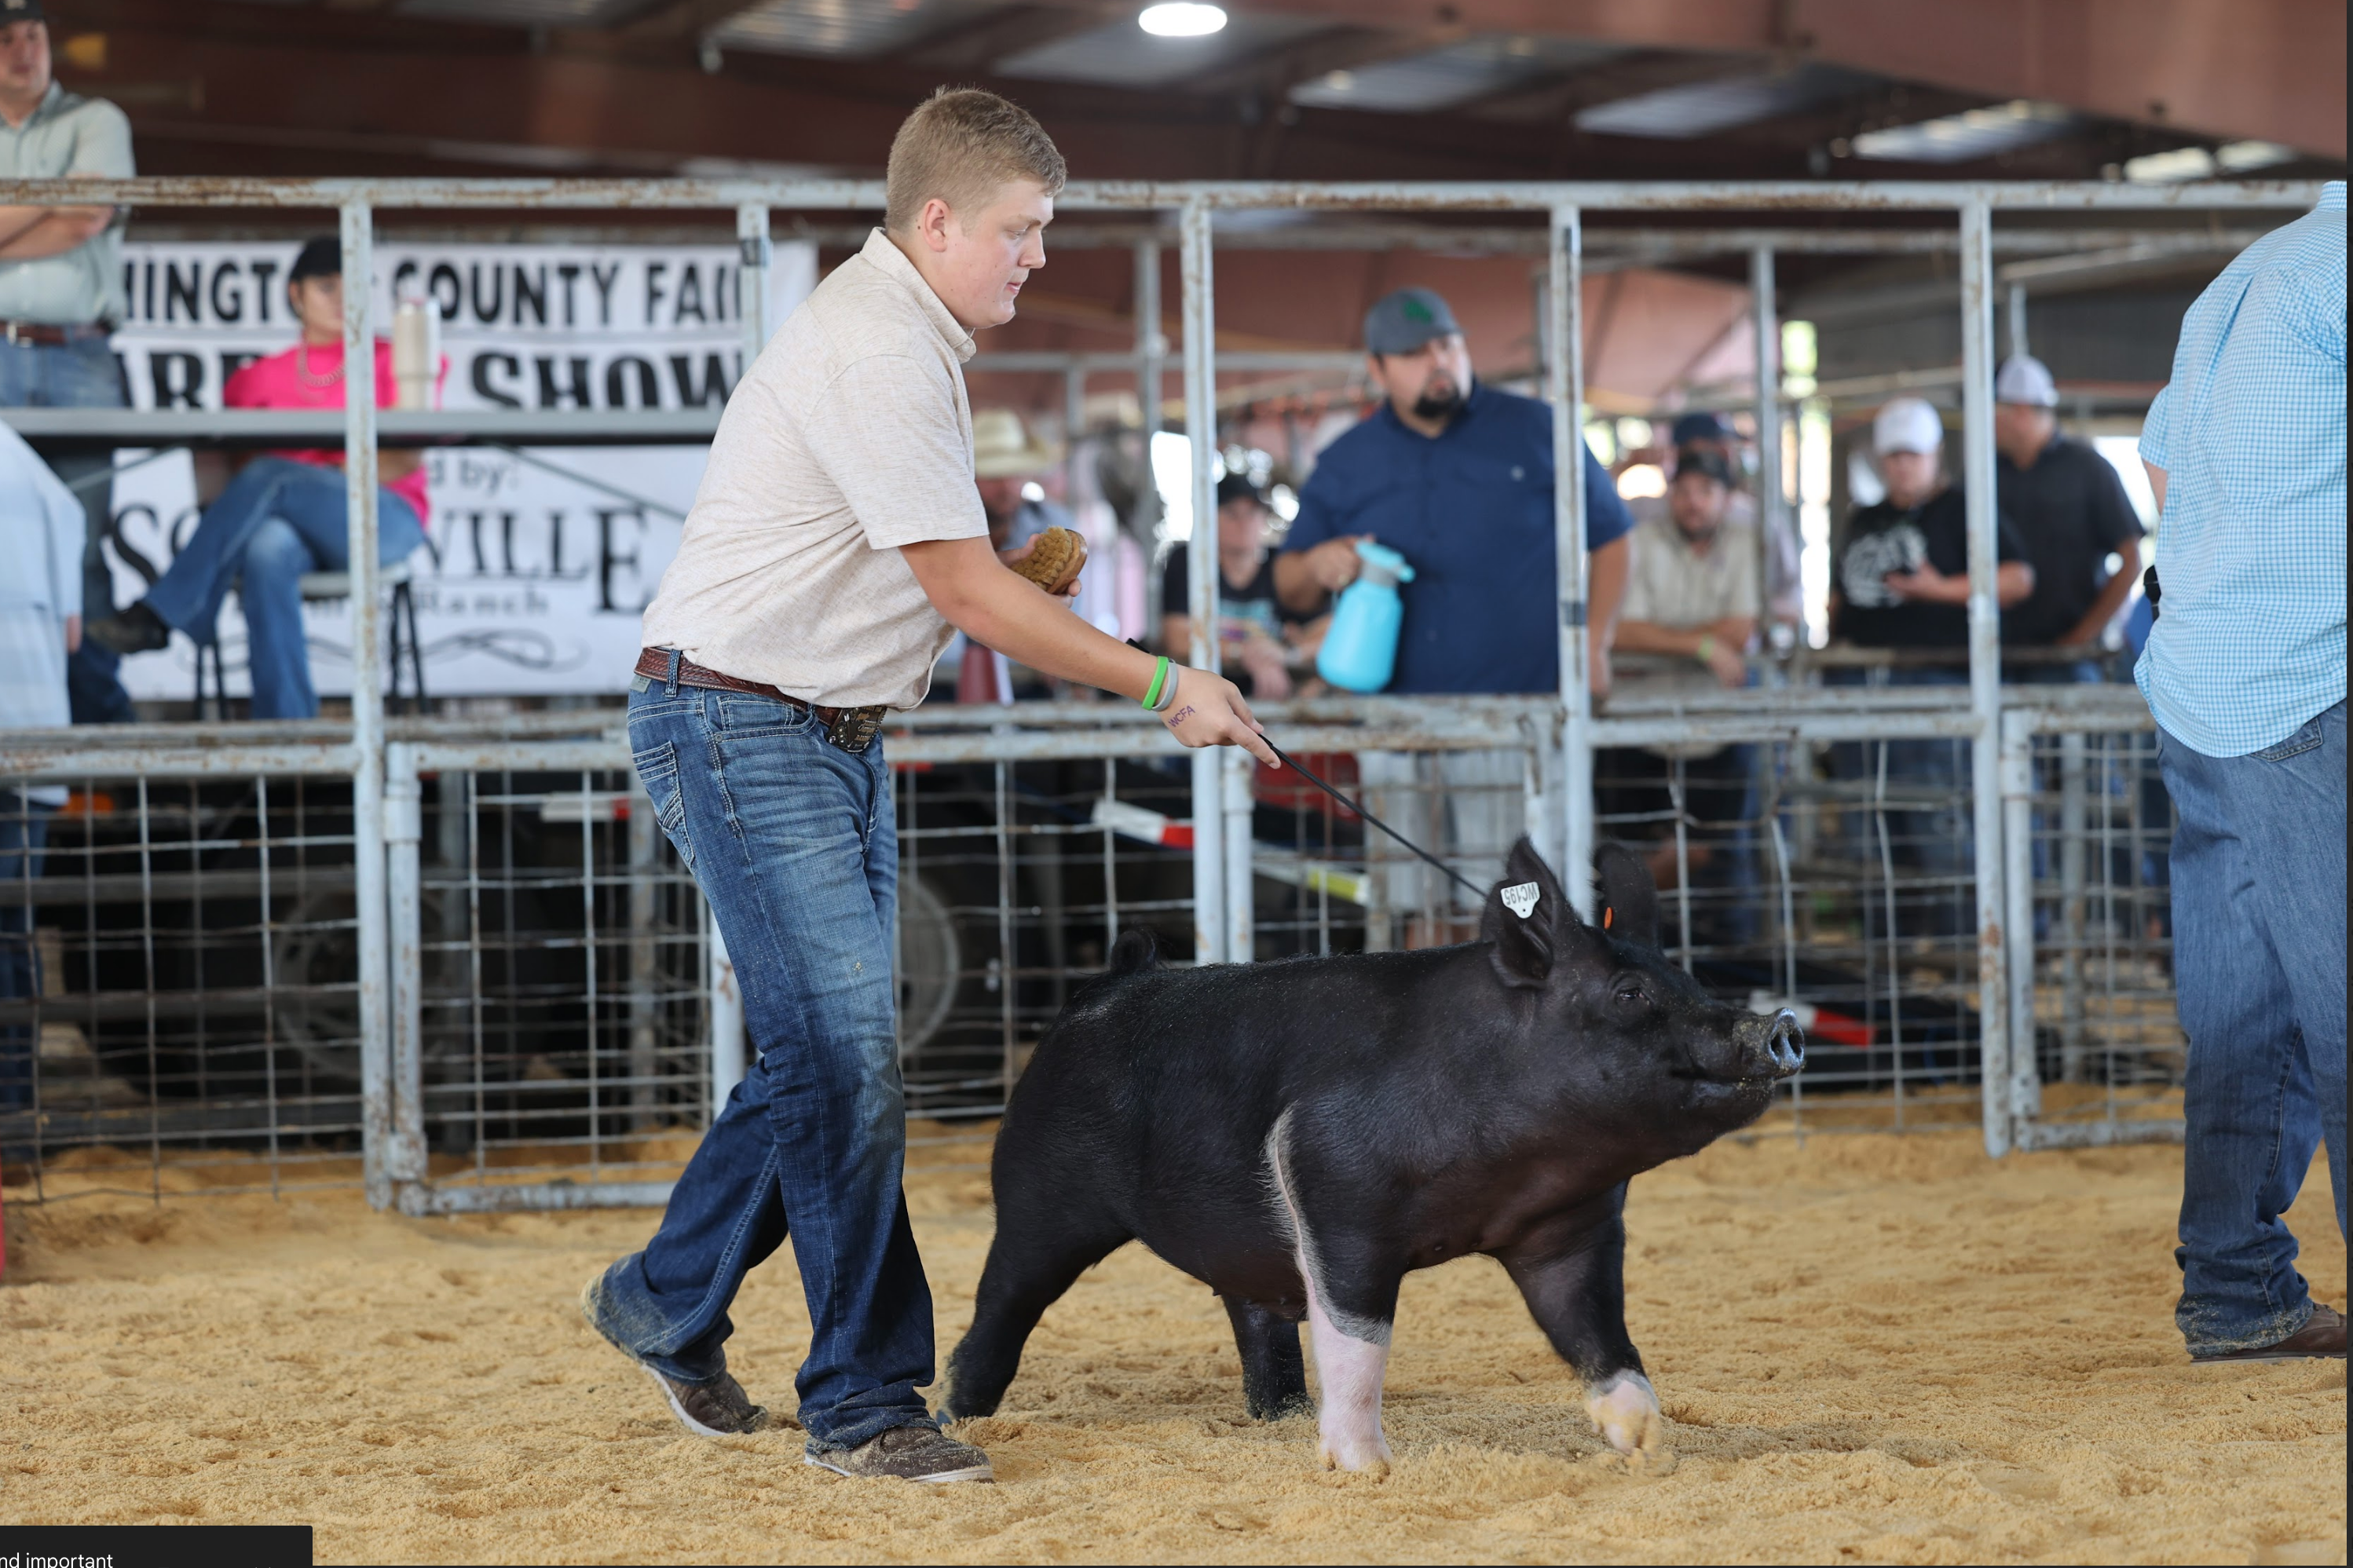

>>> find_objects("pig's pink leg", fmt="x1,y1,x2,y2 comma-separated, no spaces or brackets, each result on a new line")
1264,1109,1396,1475
1584,1369,1663,1461
1300,1275,1393,1473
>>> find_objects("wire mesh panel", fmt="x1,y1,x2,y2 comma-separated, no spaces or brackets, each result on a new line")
404,761,710,1199
893,752,1199,1120
1594,726,1994,1135
1,758,366,1198
1250,742,1549,958
2002,715,2183,1148
3,694,2191,1212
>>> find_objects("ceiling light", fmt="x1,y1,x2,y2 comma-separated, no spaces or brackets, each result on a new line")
2124,141,2295,182
1138,2,1226,37
1849,100,2073,164
2215,140,2296,172
2124,146,2216,183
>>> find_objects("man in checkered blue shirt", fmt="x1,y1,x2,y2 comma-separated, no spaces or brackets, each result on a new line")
2136,180,2344,1364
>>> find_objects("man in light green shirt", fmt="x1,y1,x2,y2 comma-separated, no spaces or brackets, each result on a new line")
0,0,134,722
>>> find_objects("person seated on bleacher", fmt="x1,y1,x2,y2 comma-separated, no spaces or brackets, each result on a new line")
84,236,431,718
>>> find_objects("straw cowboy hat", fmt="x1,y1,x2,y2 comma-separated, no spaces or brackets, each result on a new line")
972,408,1059,479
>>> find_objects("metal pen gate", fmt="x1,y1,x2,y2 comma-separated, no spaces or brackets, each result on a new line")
0,171,2324,1211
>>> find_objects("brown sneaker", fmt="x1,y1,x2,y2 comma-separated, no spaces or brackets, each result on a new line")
2193,1303,2347,1363
804,1424,994,1484
635,1364,773,1436
578,1274,773,1436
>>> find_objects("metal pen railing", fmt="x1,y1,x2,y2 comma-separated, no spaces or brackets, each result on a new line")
0,174,2323,1206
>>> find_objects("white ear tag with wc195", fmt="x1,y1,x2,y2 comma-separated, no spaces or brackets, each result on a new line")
1501,883,1540,919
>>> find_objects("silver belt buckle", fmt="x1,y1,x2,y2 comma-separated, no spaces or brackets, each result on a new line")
825,706,884,755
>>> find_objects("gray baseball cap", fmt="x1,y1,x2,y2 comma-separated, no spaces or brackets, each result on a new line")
1,0,49,22
1363,287,1462,356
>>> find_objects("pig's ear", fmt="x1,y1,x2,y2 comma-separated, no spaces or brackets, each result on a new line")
1482,837,1568,989
1594,842,1661,950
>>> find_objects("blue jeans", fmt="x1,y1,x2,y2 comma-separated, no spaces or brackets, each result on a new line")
2160,701,2347,1354
1,795,54,1141
1828,666,1975,940
0,334,134,723
585,675,935,1451
141,457,424,720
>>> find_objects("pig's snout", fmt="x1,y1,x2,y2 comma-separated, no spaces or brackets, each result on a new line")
1749,1009,1805,1079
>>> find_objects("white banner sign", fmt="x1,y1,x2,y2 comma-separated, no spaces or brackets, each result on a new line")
104,239,815,700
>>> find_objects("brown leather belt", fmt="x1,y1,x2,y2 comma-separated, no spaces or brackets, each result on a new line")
634,648,887,754
1,321,78,347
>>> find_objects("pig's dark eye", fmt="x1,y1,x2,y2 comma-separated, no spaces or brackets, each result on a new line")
1615,983,1646,1005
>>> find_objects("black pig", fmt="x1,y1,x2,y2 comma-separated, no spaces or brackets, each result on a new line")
944,838,1804,1471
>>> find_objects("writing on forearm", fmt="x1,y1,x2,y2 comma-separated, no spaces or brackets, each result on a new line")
1164,705,1196,729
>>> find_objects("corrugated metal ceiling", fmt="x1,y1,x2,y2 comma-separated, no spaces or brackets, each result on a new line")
709,0,1003,60
394,0,647,24
1850,100,2076,163
1288,35,1627,115
1574,63,1872,139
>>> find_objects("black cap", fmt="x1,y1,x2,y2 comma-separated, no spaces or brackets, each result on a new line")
1216,472,1268,511
0,0,48,24
1672,446,1735,488
1670,411,1735,447
288,236,342,285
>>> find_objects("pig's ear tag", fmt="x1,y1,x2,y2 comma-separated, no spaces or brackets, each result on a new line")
1501,882,1541,920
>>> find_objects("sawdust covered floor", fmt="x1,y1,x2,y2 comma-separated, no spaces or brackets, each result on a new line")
2,1127,2343,1566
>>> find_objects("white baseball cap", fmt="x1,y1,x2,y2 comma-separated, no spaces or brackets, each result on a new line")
1995,354,2059,408
1873,397,1945,455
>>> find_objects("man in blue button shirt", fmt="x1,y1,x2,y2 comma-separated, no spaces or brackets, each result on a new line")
1274,286,1632,698
1272,287,1632,945
2138,181,2344,1365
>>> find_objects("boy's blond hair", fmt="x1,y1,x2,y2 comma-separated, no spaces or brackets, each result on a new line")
884,86,1067,235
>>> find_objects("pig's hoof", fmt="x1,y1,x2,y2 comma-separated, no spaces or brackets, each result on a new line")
1317,1432,1394,1477
1584,1371,1665,1463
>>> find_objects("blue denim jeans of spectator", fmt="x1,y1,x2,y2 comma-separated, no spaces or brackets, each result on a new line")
1,795,56,1152
586,677,937,1452
1594,742,1758,945
141,457,425,720
0,334,135,724
2007,655,2106,688
1828,665,1974,941
2159,701,2347,1356
2010,659,2135,938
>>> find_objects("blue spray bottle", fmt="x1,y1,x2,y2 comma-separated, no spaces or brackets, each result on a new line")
1315,540,1417,693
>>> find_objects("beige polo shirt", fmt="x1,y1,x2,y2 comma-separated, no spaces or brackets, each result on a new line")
1616,514,1762,700
640,228,990,709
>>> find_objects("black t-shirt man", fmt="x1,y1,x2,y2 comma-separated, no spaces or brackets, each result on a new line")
1996,434,2144,645
1832,486,2029,648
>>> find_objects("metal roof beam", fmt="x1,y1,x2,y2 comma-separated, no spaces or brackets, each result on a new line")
1190,0,2346,158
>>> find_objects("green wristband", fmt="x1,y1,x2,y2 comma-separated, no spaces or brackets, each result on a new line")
1141,655,1170,711
1695,634,1716,665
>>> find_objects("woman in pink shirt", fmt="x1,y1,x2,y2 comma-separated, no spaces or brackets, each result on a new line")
86,236,429,718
